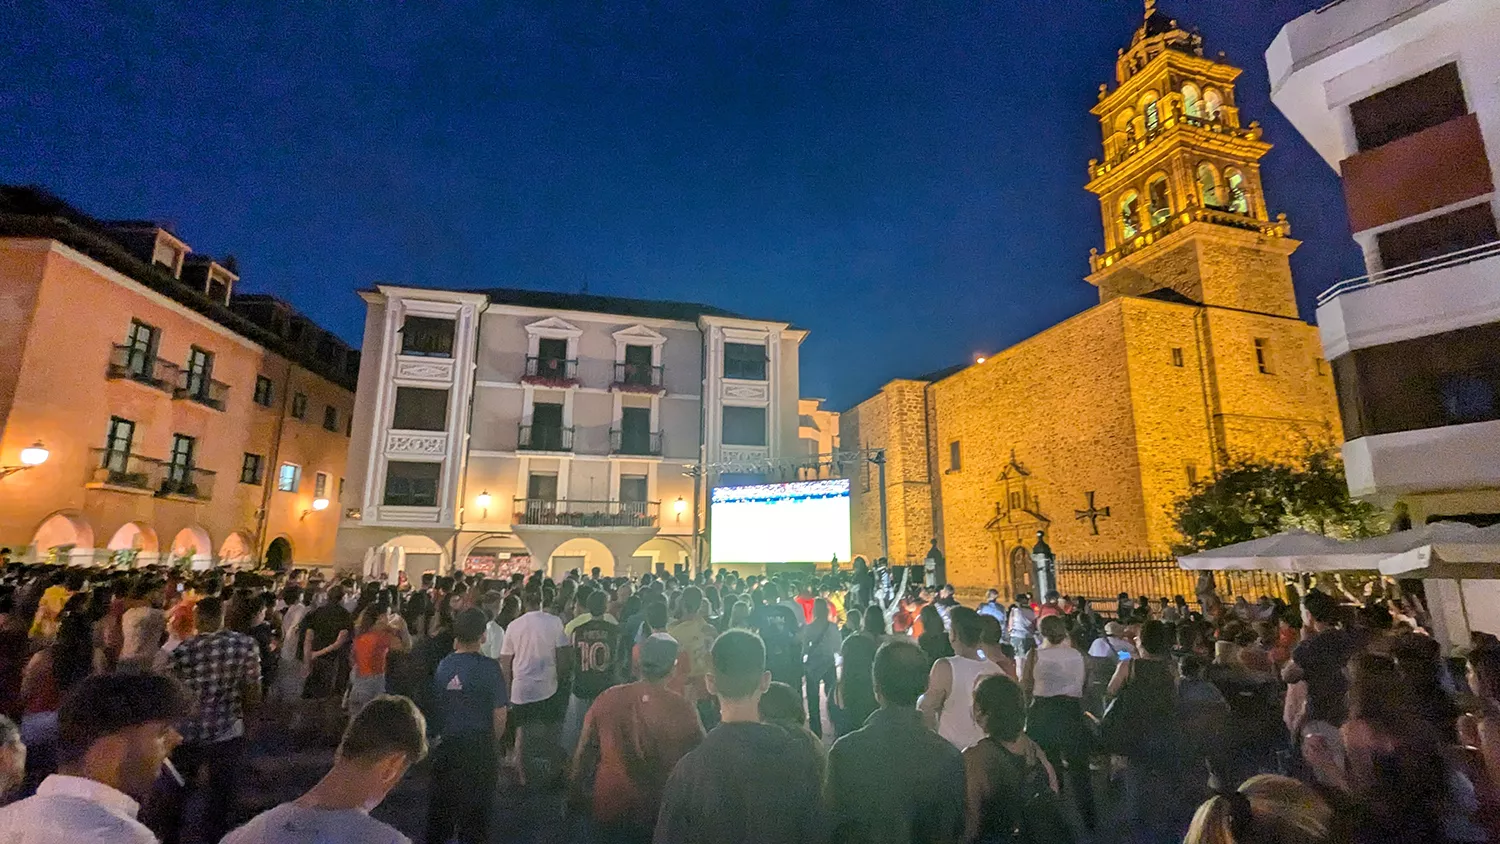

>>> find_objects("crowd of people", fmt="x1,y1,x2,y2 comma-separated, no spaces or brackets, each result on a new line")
0,553,1495,844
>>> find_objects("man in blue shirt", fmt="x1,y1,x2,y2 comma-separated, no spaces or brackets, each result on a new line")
427,608,508,844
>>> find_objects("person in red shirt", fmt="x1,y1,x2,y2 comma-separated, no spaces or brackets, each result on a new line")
571,633,704,842
792,583,816,625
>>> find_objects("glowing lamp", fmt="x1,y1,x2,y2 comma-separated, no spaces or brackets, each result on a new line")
311,497,330,511
674,497,688,514
975,357,986,365
19,442,48,467
476,491,493,509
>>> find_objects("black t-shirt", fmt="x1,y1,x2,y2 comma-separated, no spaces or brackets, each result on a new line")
303,604,353,654
571,616,621,699
655,722,823,844
756,606,803,685
1292,628,1358,725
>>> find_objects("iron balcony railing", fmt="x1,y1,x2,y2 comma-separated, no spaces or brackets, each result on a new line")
1091,206,1292,273
1094,111,1256,178
1317,239,1500,306
173,370,229,411
522,356,578,384
517,424,574,452
612,362,665,390
159,464,216,501
87,448,164,490
610,428,663,456
512,498,659,528
106,345,180,392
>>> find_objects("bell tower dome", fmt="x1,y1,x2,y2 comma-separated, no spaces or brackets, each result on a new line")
1085,1,1300,318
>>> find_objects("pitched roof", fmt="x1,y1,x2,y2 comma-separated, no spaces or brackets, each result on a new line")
478,286,746,322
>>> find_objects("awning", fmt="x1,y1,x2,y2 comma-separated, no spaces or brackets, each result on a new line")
1375,523,1500,579
1176,530,1375,573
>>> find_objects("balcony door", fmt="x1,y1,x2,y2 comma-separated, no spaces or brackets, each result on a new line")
167,434,195,487
620,406,652,454
185,347,213,397
526,473,559,522
104,417,135,474
620,475,648,519
623,344,653,385
531,403,565,450
125,320,158,378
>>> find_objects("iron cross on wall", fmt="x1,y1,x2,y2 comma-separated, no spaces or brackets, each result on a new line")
1075,491,1111,535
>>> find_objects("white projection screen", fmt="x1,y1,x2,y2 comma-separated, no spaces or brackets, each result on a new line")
709,479,852,565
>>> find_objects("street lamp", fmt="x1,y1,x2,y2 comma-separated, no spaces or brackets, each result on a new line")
674,496,687,523
0,441,48,480
302,497,330,520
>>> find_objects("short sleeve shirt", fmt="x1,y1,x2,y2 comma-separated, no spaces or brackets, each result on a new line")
498,610,569,704
433,651,508,737
303,605,353,654
220,802,410,844
571,616,622,699
168,630,261,744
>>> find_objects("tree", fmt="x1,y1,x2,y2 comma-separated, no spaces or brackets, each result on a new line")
1172,447,1386,555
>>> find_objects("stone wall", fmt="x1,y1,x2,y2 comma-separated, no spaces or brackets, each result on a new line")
843,380,934,565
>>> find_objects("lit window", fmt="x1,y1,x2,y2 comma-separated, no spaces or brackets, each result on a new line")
1120,191,1141,239
278,463,301,492
1226,169,1248,214
1198,163,1221,208
400,315,455,358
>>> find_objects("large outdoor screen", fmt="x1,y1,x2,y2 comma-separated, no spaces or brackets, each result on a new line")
710,479,852,565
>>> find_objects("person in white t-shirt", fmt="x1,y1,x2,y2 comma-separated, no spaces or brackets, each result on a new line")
499,590,571,785
479,592,505,661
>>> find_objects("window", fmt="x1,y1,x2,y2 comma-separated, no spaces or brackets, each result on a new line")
1120,191,1141,239
1225,169,1249,214
1171,347,1185,367
184,347,214,398
323,405,339,432
206,276,230,305
1351,63,1466,152
1186,462,1199,486
1440,375,1496,425
383,461,441,507
620,475,648,504
723,343,767,380
393,389,444,431
1143,99,1160,133
527,473,558,501
240,453,264,485
1197,163,1222,207
1254,338,1272,374
949,440,962,472
1147,177,1171,226
722,406,767,446
400,315,455,358
619,406,653,454
1182,84,1202,118
278,463,301,492
166,434,196,487
1203,88,1223,120
621,344,655,385
338,477,345,499
536,337,569,362
103,417,135,473
1376,203,1499,270
291,392,308,420
315,471,329,498
1009,491,1022,511
253,375,274,408
123,320,159,379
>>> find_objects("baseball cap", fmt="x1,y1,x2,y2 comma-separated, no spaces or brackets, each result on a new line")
1105,621,1126,637
639,633,680,674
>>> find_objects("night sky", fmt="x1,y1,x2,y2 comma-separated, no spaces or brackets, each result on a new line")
2,1,1362,410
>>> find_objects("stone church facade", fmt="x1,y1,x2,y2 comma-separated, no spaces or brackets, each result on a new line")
843,3,1341,594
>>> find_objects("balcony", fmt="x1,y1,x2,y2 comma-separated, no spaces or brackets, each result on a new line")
513,498,659,528
1090,206,1292,272
105,346,179,392
173,371,228,411
158,465,217,501
518,424,574,452
610,428,663,456
522,356,579,387
86,449,163,492
1341,113,1493,234
611,361,665,393
1317,240,1500,359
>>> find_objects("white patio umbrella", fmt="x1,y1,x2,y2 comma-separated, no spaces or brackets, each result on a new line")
1176,529,1372,573
1376,522,1500,579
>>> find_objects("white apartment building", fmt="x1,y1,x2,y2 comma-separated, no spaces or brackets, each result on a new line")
336,285,810,578
1269,0,1500,642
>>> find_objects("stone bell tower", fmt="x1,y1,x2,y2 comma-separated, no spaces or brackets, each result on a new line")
1085,1,1300,319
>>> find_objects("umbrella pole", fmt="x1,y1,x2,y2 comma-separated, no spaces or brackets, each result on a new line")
1459,581,1473,643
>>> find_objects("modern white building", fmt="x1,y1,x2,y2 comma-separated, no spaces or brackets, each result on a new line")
336,286,811,578
1269,0,1500,641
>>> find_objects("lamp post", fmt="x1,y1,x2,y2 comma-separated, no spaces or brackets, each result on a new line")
1030,530,1056,598
0,441,49,480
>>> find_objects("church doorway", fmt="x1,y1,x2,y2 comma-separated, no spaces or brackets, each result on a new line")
1008,546,1034,598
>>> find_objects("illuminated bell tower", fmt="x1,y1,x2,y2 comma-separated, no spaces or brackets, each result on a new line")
1085,0,1300,319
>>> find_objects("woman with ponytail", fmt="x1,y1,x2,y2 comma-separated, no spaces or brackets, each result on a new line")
1185,774,1333,844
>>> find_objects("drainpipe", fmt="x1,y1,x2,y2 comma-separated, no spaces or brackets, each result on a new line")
256,357,296,564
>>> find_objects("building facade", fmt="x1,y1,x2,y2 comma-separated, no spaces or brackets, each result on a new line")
1269,0,1500,641
337,286,810,578
0,187,358,569
844,3,1342,594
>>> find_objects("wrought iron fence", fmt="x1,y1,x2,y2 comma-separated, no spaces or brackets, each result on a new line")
106,345,179,391
523,356,578,383
610,428,662,456
612,361,664,390
518,425,574,452
1053,549,1288,610
512,498,658,528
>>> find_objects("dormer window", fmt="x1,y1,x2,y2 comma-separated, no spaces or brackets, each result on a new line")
205,268,233,305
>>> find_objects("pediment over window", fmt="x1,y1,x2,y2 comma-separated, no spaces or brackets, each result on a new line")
525,317,583,338
612,324,667,345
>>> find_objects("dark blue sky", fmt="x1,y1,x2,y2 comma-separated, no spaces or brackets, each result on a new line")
2,1,1362,409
